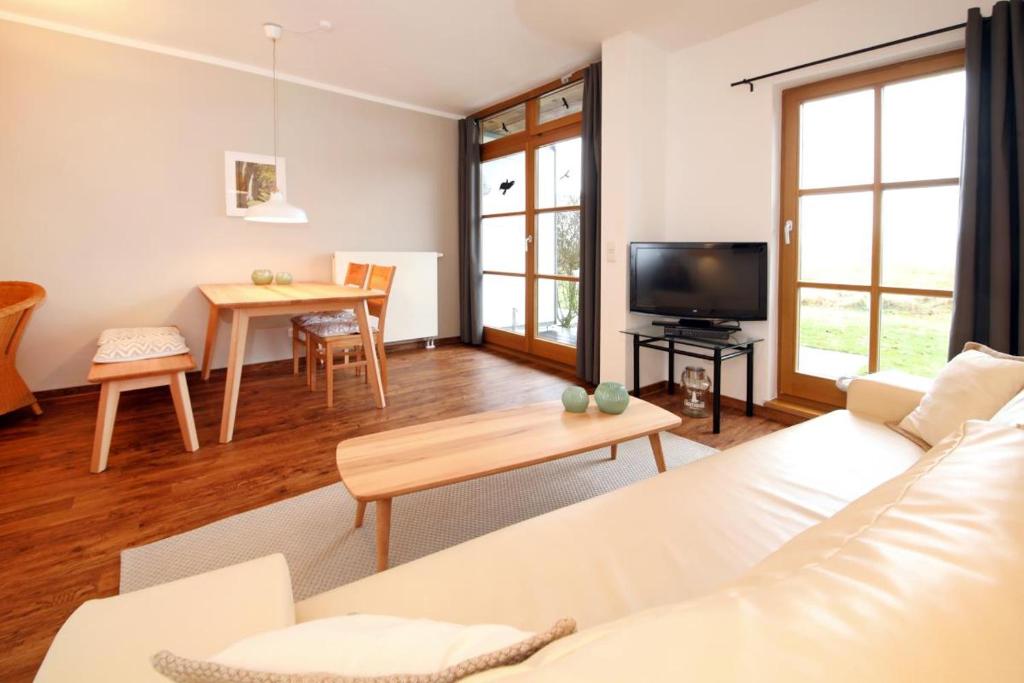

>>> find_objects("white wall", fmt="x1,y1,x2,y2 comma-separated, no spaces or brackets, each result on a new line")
600,32,669,390
0,21,458,392
602,0,975,403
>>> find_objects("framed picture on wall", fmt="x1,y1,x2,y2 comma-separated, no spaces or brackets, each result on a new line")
224,151,287,217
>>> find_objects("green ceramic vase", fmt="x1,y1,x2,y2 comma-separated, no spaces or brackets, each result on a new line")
275,271,293,285
251,269,273,285
561,386,590,413
594,381,630,414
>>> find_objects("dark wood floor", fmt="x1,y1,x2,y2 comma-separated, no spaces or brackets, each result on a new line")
0,344,783,680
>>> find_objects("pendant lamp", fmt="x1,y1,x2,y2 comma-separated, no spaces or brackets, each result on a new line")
246,23,307,224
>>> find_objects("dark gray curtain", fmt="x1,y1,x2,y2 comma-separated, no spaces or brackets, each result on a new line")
458,118,483,345
950,1,1024,356
577,62,602,383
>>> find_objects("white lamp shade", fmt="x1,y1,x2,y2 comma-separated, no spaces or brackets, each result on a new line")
244,191,308,224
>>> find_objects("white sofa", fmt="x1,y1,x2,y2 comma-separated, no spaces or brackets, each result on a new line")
37,371,1024,681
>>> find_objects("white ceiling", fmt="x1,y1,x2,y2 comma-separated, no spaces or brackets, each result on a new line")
0,0,815,117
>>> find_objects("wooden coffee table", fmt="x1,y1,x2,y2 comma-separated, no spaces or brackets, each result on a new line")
336,397,682,570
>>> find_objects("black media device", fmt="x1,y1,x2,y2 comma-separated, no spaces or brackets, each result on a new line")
629,242,768,336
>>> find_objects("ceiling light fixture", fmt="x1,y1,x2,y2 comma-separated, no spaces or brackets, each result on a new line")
245,22,308,224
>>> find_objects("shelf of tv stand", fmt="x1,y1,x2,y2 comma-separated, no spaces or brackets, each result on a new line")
619,326,764,434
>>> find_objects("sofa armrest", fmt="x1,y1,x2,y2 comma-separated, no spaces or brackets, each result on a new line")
846,371,931,423
36,554,294,683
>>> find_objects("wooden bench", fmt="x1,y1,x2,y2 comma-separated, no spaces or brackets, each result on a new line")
87,353,199,473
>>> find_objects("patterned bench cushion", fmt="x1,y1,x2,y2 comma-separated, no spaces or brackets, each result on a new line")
94,327,190,364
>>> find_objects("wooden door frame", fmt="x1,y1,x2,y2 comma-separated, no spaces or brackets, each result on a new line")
777,50,964,407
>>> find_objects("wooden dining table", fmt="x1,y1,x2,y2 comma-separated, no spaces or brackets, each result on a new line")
198,282,386,443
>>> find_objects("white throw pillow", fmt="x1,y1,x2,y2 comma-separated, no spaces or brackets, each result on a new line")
897,349,1024,446
152,615,576,682
992,389,1024,428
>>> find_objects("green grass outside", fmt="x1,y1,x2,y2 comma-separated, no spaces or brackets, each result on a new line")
800,305,952,378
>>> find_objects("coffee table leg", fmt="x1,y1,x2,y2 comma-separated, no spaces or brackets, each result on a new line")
610,443,617,460
354,500,366,528
649,433,666,473
375,498,392,571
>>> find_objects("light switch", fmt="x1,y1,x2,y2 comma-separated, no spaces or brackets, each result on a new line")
606,241,617,263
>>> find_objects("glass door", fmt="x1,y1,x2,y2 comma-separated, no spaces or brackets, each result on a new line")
778,52,965,407
477,80,584,365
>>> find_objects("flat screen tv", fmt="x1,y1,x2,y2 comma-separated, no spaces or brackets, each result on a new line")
629,242,768,321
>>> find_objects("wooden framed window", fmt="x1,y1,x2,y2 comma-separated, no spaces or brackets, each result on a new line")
778,50,965,407
475,73,584,366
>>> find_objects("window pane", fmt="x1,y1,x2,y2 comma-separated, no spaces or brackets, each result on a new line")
481,215,525,274
881,186,959,290
536,137,581,209
882,71,965,182
799,89,874,189
536,211,580,276
481,151,525,215
799,192,873,285
797,288,870,379
880,295,953,378
537,278,578,347
480,104,526,143
482,274,525,334
538,81,584,125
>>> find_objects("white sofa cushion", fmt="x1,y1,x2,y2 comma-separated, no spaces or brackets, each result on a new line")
296,410,921,633
896,349,1024,446
470,420,1024,682
36,555,295,683
992,389,1024,428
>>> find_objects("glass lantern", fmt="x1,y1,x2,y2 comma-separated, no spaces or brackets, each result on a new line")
681,366,711,418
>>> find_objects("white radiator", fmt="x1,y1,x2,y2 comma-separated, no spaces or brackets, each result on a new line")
332,251,440,344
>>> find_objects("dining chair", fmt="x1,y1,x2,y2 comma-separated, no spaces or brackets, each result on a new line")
290,262,369,375
0,281,46,417
306,264,396,407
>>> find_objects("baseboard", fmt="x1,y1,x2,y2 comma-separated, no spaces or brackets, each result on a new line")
635,379,808,426
34,336,462,402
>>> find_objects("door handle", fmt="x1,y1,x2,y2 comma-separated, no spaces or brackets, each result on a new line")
784,220,793,245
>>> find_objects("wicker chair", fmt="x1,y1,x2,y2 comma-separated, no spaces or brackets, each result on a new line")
0,281,46,417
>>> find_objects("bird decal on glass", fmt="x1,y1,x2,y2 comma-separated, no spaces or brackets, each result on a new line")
499,179,515,195
561,97,570,109
560,170,571,180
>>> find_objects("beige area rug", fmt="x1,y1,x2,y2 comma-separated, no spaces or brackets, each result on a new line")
120,434,717,600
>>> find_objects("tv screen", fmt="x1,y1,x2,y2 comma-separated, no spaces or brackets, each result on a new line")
629,242,768,320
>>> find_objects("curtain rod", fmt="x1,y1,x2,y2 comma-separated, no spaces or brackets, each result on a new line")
730,22,966,92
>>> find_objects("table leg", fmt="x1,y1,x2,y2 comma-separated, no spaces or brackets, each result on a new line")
90,381,121,473
169,371,199,452
648,433,666,473
667,340,675,394
354,500,366,528
375,498,392,571
632,335,640,396
610,443,617,460
746,343,754,417
218,309,249,444
354,301,386,409
712,348,722,434
201,304,219,381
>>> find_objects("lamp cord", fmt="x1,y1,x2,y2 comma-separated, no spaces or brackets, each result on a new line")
272,36,279,191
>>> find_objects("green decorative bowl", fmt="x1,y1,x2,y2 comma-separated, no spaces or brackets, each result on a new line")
561,386,590,413
594,381,630,415
275,271,293,285
251,269,273,285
